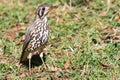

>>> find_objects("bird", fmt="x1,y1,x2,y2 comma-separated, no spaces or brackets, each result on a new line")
20,4,56,73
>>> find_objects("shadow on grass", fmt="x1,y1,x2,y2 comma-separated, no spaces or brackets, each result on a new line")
21,53,46,68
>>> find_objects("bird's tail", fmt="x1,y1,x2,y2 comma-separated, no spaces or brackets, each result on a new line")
20,51,29,63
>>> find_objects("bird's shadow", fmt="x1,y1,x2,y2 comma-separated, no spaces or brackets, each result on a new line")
22,53,46,68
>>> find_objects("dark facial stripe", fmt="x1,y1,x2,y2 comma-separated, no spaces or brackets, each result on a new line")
41,7,45,17
38,9,41,16
38,7,45,18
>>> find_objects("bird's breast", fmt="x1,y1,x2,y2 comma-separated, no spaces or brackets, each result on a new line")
28,23,49,51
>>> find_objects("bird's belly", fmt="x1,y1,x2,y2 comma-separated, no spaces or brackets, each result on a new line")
28,30,49,52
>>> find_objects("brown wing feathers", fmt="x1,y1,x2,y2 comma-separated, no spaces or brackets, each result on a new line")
20,26,32,63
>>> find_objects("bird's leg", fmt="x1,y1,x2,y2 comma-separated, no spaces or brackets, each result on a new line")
27,53,32,75
40,52,47,69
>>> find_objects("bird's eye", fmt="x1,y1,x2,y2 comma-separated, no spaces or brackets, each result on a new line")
42,7,45,11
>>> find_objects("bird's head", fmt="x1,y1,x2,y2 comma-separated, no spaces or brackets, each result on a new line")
36,4,57,19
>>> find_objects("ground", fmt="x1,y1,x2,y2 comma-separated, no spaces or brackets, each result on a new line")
0,0,120,79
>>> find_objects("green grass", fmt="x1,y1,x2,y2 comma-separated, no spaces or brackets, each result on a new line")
0,0,120,79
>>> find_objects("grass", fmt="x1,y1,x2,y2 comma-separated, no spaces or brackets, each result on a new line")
0,0,120,79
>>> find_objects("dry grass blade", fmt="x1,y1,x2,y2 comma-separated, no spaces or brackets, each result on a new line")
64,59,71,70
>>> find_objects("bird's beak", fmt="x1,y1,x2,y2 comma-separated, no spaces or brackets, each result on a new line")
51,5,58,9
48,5,58,10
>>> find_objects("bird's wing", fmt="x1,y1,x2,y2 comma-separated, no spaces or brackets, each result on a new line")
22,31,31,53
20,24,34,62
